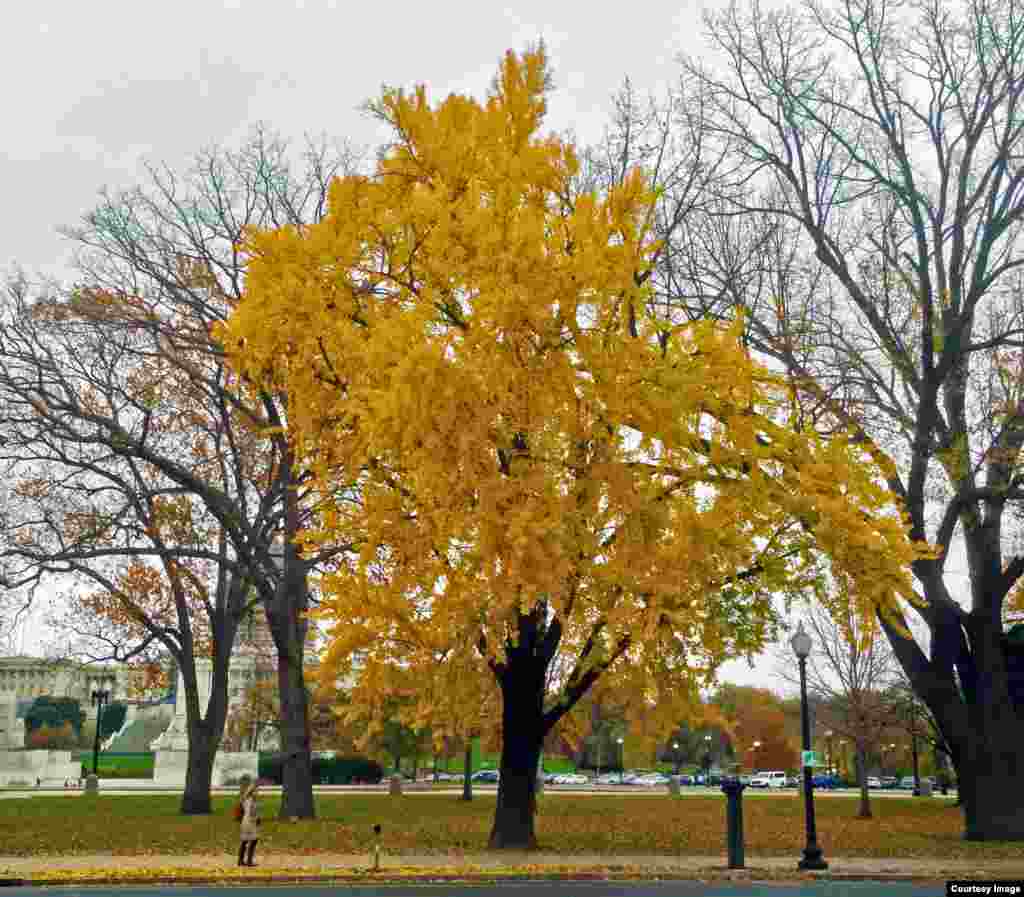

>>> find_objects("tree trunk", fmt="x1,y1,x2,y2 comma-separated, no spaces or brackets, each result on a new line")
958,716,1024,840
880,599,1024,839
178,638,234,815
266,474,316,820
462,743,473,801
180,728,218,814
488,678,544,849
276,640,315,819
855,742,871,819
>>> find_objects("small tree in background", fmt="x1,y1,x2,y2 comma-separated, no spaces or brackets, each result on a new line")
774,598,901,818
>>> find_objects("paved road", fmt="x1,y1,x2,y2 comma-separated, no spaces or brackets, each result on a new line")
0,882,947,896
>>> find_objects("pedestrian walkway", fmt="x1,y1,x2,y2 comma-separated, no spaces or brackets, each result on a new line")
1,850,1020,885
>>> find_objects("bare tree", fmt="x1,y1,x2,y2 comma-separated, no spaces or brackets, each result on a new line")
775,600,901,817
1,124,364,817
0,276,253,813
577,0,1024,839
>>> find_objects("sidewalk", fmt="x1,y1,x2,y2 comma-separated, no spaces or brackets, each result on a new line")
2,851,1020,886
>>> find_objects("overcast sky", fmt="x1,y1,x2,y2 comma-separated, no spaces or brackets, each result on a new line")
2,0,966,691
2,0,719,281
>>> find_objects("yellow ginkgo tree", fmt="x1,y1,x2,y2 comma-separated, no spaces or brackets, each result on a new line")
219,46,932,849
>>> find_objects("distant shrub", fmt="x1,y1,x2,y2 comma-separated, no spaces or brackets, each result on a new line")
258,752,383,784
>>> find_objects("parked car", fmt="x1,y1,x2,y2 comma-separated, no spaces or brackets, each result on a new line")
594,772,622,785
867,776,881,789
471,770,499,783
749,771,787,788
898,776,933,790
880,776,899,789
556,773,590,785
812,774,840,789
677,774,694,785
635,773,671,786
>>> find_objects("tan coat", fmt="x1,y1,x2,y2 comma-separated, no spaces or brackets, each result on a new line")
239,787,260,841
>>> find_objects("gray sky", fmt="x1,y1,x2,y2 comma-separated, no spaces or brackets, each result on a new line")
1,0,967,691
3,0,709,281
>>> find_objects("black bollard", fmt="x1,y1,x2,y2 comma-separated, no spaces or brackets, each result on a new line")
721,777,747,869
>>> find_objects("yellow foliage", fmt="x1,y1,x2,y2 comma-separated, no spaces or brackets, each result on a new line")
219,48,933,746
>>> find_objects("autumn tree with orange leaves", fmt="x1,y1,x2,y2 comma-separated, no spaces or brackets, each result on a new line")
713,684,798,774
220,47,932,849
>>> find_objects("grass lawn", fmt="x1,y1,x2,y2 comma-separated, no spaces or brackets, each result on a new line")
0,793,1018,859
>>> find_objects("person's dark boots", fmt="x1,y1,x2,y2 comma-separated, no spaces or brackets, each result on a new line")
237,843,247,866
245,840,258,866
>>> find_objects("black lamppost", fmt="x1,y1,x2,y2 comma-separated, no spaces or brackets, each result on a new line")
791,621,827,871
616,737,624,784
90,689,111,776
673,741,681,776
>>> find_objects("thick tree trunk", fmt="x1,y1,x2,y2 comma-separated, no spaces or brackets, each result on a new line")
959,716,1024,840
855,743,871,819
276,639,315,819
178,636,233,815
488,679,544,849
880,598,1024,840
180,728,218,814
266,473,315,820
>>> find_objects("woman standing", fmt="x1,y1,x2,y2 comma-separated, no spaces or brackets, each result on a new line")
236,776,261,866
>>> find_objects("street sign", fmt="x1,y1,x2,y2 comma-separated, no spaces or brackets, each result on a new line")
801,750,819,767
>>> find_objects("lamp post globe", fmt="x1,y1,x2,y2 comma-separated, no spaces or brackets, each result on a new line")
791,621,827,871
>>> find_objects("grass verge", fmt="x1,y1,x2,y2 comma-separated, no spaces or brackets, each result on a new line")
0,793,1017,859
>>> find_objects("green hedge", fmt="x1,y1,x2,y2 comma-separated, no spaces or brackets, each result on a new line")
258,753,383,784
78,754,155,779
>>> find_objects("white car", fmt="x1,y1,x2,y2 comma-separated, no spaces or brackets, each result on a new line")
594,772,622,784
557,773,590,785
867,777,881,788
749,771,788,788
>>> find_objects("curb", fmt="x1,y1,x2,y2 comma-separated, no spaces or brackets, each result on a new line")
0,868,954,887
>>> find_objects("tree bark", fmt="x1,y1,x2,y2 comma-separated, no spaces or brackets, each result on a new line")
855,742,871,819
179,647,232,815
488,673,544,849
882,602,1024,839
959,716,1024,839
265,461,316,820
180,728,218,814
274,625,315,819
